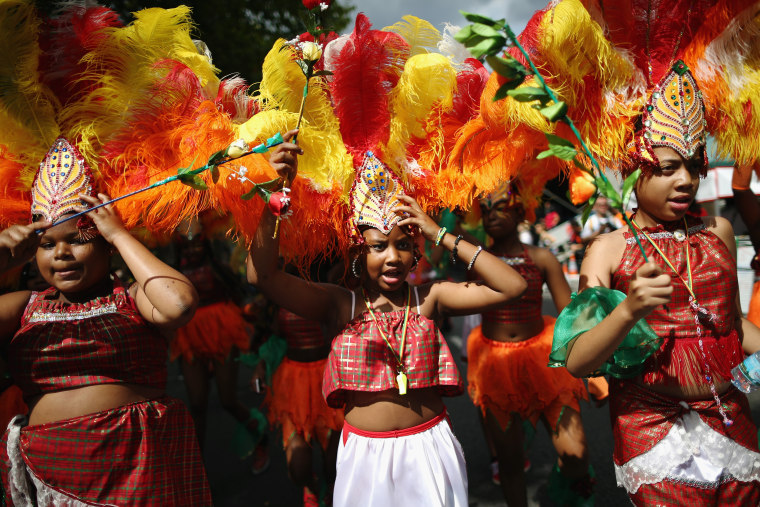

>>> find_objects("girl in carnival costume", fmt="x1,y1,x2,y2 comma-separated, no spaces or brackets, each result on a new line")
0,2,301,504
467,179,593,507
244,14,528,506
492,0,760,503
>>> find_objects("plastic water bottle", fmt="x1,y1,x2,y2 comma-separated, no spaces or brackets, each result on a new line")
731,352,760,393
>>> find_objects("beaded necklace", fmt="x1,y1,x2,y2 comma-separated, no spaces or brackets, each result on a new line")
633,218,733,426
362,284,411,395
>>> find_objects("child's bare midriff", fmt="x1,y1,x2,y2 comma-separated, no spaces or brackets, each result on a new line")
343,387,445,431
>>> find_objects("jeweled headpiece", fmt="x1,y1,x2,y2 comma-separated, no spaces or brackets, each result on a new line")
350,151,405,237
30,138,94,223
482,180,521,210
630,60,708,173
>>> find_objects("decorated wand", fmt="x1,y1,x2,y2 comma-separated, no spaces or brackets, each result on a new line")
41,133,285,232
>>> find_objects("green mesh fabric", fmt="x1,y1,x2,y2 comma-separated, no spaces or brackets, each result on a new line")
550,287,662,379
238,334,287,384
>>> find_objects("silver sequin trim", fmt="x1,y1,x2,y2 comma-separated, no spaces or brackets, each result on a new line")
26,302,119,323
499,256,526,265
625,224,705,244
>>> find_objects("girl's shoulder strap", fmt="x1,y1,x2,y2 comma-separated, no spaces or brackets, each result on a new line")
413,285,420,314
350,290,356,320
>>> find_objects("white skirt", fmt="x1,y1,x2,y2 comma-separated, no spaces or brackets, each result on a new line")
334,411,468,507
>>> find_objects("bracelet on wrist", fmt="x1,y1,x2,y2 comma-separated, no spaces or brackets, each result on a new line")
434,226,447,246
450,235,463,264
467,246,483,271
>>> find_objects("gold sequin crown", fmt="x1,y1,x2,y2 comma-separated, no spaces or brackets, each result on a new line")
632,60,707,166
31,138,94,222
350,151,406,237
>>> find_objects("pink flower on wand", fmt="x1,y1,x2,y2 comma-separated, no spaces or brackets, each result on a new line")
302,0,331,9
268,188,291,218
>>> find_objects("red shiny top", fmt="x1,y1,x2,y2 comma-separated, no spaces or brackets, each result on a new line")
322,308,463,408
612,218,744,387
278,308,326,349
9,278,167,396
483,248,543,324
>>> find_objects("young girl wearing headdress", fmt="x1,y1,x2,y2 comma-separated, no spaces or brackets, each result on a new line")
0,140,213,504
535,1,760,502
467,180,593,507
248,156,526,506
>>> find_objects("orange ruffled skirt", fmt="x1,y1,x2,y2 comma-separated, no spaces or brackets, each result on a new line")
265,357,344,450
467,316,587,431
171,301,251,362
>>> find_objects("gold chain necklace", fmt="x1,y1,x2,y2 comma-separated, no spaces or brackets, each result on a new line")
362,285,411,395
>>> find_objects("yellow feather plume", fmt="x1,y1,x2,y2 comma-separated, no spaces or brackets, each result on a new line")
59,6,219,172
237,110,354,197
383,53,457,176
0,0,60,179
254,39,354,194
383,15,442,57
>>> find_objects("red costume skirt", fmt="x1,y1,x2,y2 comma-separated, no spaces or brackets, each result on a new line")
265,357,344,449
467,317,587,431
171,301,251,362
610,380,760,506
0,396,211,506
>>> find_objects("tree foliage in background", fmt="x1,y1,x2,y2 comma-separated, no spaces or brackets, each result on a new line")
35,0,354,85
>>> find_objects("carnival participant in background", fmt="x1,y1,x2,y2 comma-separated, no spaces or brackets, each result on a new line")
240,14,530,505
255,298,344,506
579,196,623,244
731,163,760,327
467,180,593,506
533,0,760,503
170,214,272,472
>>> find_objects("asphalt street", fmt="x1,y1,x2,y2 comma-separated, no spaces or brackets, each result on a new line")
167,280,760,506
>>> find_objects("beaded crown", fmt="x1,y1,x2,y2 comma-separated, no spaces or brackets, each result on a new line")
30,138,94,223
632,60,708,167
350,151,405,236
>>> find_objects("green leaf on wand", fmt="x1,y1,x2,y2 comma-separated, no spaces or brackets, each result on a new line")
486,55,527,82
594,176,622,208
467,37,505,58
471,23,502,38
540,101,568,122
211,165,220,184
312,70,333,77
621,169,641,208
177,173,208,190
459,11,501,27
506,86,550,103
536,134,577,161
207,149,226,166
240,177,283,201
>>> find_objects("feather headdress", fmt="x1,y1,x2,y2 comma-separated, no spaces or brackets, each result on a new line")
451,0,760,199
217,13,498,262
0,1,269,235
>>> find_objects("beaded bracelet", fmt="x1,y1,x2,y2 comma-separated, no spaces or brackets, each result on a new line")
434,226,447,246
467,246,483,271
450,235,463,264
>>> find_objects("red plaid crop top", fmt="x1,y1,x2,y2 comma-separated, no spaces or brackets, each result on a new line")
322,287,463,408
482,248,543,324
612,218,743,387
8,277,168,397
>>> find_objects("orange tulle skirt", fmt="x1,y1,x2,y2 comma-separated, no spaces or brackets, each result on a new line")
467,317,587,431
748,280,760,327
171,301,251,362
265,357,344,450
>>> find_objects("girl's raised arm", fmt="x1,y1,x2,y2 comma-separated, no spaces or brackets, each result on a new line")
564,232,672,377
80,193,198,329
246,130,349,326
394,195,527,317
